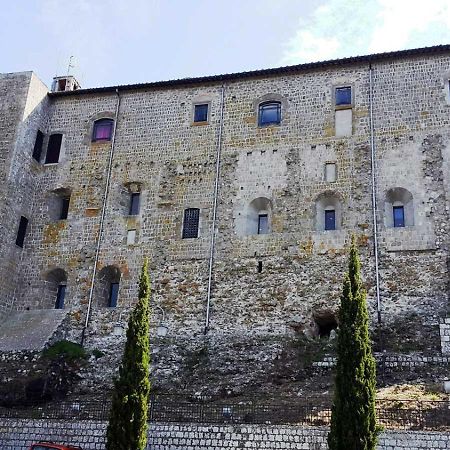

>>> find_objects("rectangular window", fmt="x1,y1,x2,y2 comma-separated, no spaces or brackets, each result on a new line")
45,134,63,164
55,285,66,309
325,210,336,231
92,119,114,142
258,214,269,234
258,102,281,126
15,216,28,248
194,104,209,123
32,130,44,162
129,193,140,215
109,283,119,307
393,206,405,228
325,163,337,182
182,208,200,239
60,196,70,220
127,229,136,245
335,86,352,106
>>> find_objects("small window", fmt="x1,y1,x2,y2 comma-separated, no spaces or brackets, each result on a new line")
32,130,44,162
194,104,209,123
92,119,114,142
258,214,268,235
45,134,63,164
182,208,200,239
60,196,70,220
393,205,405,228
55,285,66,309
109,282,119,307
258,101,281,126
324,210,336,231
16,216,28,248
325,163,337,182
127,229,136,245
335,87,352,106
129,193,140,215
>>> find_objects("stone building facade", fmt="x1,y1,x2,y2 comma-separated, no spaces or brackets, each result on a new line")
1,45,450,392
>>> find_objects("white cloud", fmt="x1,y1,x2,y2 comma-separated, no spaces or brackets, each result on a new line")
282,0,450,66
369,0,450,53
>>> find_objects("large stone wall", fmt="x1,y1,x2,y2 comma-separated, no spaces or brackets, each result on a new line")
0,419,449,449
0,49,449,392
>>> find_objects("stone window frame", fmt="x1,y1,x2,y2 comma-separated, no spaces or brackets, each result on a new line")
332,83,355,111
181,207,201,239
123,181,144,217
253,93,288,128
384,187,414,229
44,267,68,309
442,71,450,105
314,191,343,232
43,132,65,166
191,96,212,126
47,187,72,222
192,101,211,125
324,162,338,182
96,265,122,308
87,112,116,144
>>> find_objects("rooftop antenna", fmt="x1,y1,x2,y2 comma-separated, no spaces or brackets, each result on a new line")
67,56,75,76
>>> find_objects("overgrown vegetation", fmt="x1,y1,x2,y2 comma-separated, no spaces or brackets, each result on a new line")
328,237,379,450
106,259,151,450
43,340,87,361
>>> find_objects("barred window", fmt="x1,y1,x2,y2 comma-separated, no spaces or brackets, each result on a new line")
182,208,200,239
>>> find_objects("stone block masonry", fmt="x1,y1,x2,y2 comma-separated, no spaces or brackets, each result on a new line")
1,46,450,394
0,419,449,449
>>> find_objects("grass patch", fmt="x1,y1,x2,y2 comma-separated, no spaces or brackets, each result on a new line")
91,348,105,359
43,340,87,361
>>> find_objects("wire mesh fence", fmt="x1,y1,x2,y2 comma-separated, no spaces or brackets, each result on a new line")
0,396,448,430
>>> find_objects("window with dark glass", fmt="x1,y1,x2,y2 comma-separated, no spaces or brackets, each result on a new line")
60,196,70,220
393,205,405,228
45,134,63,164
109,282,119,307
182,208,200,239
335,86,352,106
258,101,281,126
32,130,44,162
325,210,336,231
129,193,140,215
92,119,114,142
15,216,28,248
194,104,209,122
55,285,66,309
258,214,268,234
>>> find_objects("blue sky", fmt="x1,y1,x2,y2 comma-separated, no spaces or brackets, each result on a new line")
1,0,449,89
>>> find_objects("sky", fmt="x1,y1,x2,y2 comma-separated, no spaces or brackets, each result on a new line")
1,0,449,89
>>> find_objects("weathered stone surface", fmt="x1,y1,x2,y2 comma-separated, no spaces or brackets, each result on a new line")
0,47,449,393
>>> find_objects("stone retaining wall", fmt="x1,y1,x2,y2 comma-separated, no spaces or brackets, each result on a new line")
0,419,448,449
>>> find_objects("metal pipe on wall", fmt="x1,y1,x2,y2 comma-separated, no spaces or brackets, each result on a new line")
368,63,382,324
204,84,226,334
81,88,121,346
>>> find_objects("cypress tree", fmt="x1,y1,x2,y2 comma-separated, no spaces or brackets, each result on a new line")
328,237,378,450
106,259,151,450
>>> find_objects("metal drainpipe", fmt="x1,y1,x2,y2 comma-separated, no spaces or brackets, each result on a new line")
81,88,121,346
369,63,382,324
204,83,225,334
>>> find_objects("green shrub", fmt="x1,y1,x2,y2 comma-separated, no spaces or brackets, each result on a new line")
43,340,87,361
92,348,105,359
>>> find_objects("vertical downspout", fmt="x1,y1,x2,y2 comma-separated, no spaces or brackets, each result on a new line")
204,83,225,334
81,88,121,346
369,63,382,324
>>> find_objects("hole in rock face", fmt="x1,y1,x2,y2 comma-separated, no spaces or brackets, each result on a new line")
314,311,338,338
257,261,263,273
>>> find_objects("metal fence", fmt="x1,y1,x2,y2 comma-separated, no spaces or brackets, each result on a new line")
0,396,448,431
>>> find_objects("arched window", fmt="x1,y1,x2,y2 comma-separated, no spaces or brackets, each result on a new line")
44,268,67,309
97,265,121,307
247,197,272,235
258,101,281,126
315,192,342,231
385,188,414,228
92,118,114,142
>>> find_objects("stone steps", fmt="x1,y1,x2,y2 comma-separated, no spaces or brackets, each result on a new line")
0,309,68,352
